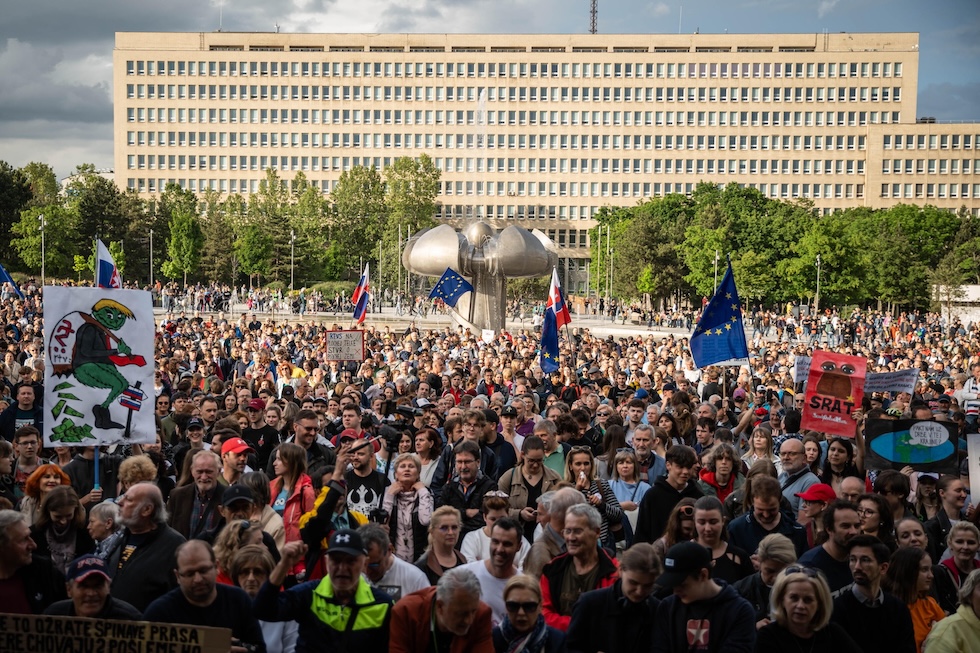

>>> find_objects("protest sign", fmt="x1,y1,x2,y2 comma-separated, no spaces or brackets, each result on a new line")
864,419,959,474
323,330,365,361
800,351,866,437
43,287,155,446
481,329,495,344
0,613,230,653
793,356,916,395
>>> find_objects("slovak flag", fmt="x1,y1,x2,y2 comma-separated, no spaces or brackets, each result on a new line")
96,239,122,289
546,268,572,330
351,263,370,324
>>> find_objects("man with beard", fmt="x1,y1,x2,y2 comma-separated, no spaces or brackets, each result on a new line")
457,517,522,627
144,540,266,653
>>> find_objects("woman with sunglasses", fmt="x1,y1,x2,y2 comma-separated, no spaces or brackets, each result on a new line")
756,566,862,653
415,506,468,586
652,497,697,562
493,574,566,653
563,445,623,549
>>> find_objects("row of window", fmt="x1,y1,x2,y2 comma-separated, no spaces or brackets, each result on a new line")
882,159,979,174
125,59,905,81
125,129,869,152
124,106,900,129
880,184,980,200
125,83,905,105
126,153,869,182
883,134,978,150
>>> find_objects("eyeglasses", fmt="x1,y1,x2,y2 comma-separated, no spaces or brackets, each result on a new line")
783,565,820,579
505,601,539,614
524,456,544,465
616,447,635,453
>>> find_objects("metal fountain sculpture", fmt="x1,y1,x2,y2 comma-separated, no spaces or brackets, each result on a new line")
402,221,558,333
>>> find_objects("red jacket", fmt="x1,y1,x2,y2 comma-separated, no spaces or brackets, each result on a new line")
540,548,619,631
390,586,493,653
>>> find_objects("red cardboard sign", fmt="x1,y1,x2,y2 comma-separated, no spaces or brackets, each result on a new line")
800,351,866,437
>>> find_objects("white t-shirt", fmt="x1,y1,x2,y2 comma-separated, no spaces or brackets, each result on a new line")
372,555,430,602
459,527,531,569
458,560,512,629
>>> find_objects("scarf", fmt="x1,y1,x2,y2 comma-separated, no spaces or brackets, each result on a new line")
499,614,549,653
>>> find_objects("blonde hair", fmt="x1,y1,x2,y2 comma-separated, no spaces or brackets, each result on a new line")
770,567,833,632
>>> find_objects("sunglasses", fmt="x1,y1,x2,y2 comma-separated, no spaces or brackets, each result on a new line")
677,505,695,518
570,446,593,454
505,601,540,613
783,565,821,579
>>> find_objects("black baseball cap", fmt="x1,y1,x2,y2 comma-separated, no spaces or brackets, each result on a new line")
327,529,367,557
501,406,518,418
221,484,255,507
659,541,711,590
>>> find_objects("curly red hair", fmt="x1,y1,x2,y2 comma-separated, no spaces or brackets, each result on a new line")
23,464,71,499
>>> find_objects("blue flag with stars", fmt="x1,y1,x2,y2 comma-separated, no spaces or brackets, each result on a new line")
539,305,560,374
690,260,749,368
429,267,474,308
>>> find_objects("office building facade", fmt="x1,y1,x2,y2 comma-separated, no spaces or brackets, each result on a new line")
114,31,980,291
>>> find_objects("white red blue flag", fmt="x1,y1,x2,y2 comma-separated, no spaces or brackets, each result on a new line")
95,239,122,289
546,268,572,330
351,263,370,324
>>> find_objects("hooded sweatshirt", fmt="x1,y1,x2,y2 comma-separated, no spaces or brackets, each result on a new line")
634,475,703,544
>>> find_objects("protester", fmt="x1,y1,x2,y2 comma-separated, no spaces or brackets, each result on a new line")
694,496,753,583
458,517,523,627
567,542,661,653
270,441,316,548
0,509,66,613
44,554,142,620
498,435,562,543
19,463,71,526
754,566,861,653
652,540,756,653
230,544,299,653
492,574,566,653
796,500,862,594
29,485,94,575
883,547,945,653
144,540,266,652
166,450,225,539
634,445,703,544
733,533,798,628
254,530,394,651
360,522,430,601
932,521,980,614
923,568,980,653
382,452,433,564
415,505,468,586
390,566,493,653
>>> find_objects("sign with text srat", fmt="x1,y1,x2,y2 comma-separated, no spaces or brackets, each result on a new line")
800,351,866,437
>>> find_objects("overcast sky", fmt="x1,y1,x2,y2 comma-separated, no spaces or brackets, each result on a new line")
0,0,977,180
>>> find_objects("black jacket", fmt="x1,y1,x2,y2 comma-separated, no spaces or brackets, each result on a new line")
633,476,703,544
62,453,124,501
106,524,187,611
0,402,42,442
44,595,142,620
437,472,498,540
567,579,659,653
732,571,771,623
652,581,756,653
13,555,66,614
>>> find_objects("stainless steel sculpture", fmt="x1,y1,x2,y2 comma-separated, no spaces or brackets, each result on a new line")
403,222,558,332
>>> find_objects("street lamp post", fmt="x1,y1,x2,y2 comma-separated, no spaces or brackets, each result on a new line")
713,249,720,290
38,213,45,288
290,229,296,292
149,229,153,286
815,254,822,313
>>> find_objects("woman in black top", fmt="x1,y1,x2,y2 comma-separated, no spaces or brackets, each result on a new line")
756,566,862,653
694,496,753,583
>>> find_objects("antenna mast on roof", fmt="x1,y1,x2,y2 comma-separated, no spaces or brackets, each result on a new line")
590,0,597,34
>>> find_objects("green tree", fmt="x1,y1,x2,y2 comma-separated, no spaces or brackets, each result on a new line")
235,223,274,287
329,165,387,279
250,169,293,284
0,162,32,259
19,162,59,208
66,167,126,251
161,209,203,285
930,252,966,319
198,189,236,284
11,205,76,278
378,156,441,290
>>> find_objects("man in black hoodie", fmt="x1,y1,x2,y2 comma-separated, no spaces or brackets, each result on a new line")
634,445,703,544
652,541,756,653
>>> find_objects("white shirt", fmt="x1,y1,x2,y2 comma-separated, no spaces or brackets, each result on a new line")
459,527,531,569
458,560,513,629
371,555,429,602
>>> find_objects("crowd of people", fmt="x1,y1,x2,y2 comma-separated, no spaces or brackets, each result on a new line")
1,279,980,653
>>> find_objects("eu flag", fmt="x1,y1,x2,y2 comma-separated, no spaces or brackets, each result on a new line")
429,267,474,308
689,261,749,368
0,262,24,299
539,306,560,373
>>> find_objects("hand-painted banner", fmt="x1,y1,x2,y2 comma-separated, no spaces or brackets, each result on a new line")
865,418,959,474
793,356,917,395
800,351,866,437
43,287,155,446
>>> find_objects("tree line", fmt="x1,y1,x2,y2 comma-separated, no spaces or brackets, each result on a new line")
0,156,441,291
593,182,977,311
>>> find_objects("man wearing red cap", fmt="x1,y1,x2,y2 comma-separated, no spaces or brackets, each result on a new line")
220,437,255,486
44,554,142,619
244,397,280,469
